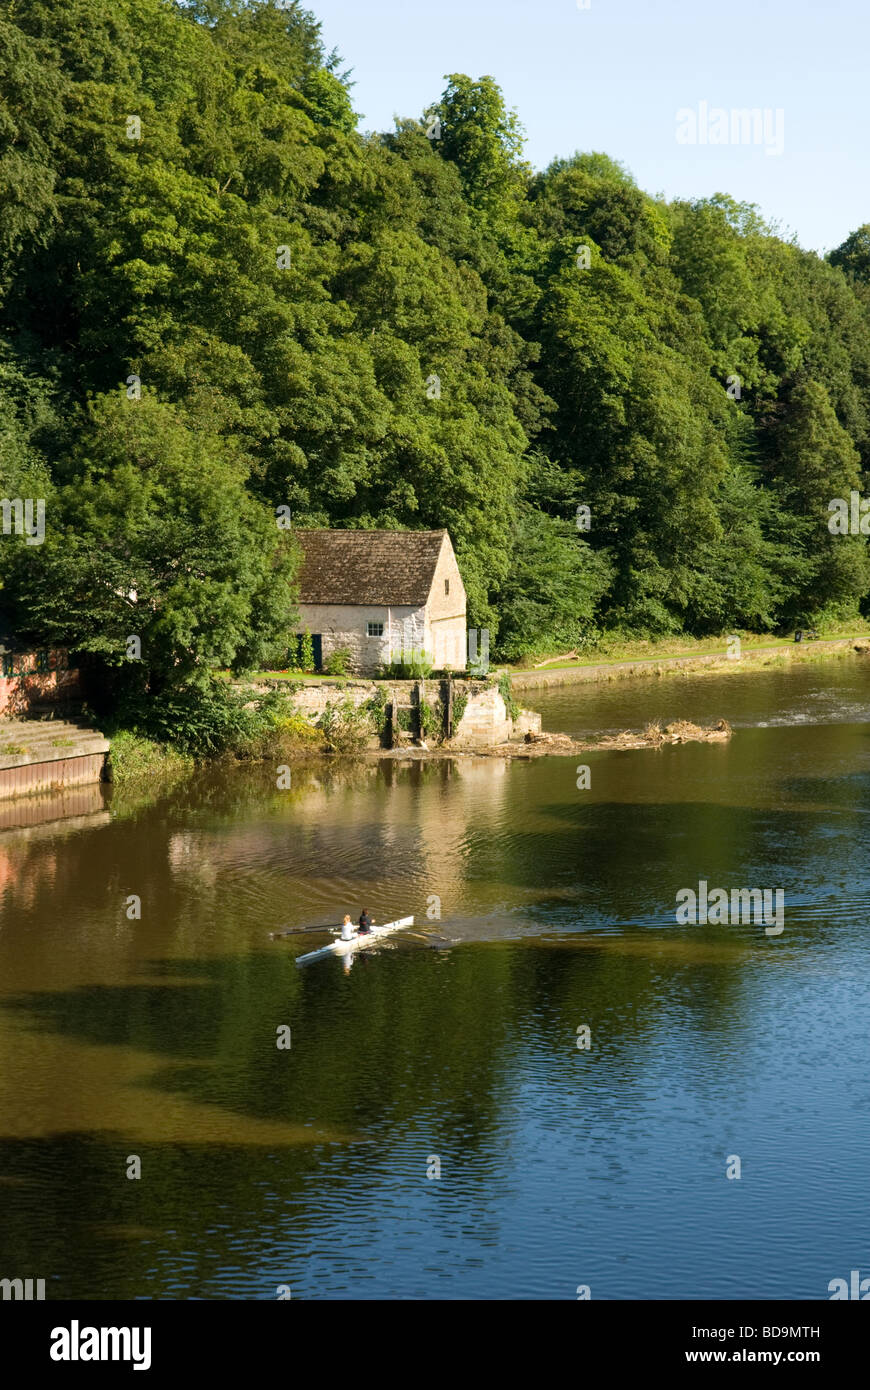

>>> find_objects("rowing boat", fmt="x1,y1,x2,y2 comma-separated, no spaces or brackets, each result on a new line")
295,916,415,966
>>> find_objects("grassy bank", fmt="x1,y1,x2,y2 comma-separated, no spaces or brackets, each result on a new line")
508,627,870,673
510,632,870,689
106,729,194,784
106,723,328,791
222,670,353,684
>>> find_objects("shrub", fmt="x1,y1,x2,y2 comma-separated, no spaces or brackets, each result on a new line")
364,686,391,741
318,698,373,753
451,691,468,730
379,649,433,679
113,679,322,762
106,729,193,784
323,647,352,676
116,681,259,757
241,711,323,760
498,671,520,721
365,686,388,714
287,630,316,672
419,698,441,740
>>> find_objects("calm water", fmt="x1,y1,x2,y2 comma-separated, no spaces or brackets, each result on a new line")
1,661,869,1299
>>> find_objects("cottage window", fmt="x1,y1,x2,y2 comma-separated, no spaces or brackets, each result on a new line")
444,579,450,595
366,622,384,638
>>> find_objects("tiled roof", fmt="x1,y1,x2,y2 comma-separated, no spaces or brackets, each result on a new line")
296,529,448,606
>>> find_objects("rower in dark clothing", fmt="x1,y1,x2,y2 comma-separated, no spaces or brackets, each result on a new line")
358,908,375,935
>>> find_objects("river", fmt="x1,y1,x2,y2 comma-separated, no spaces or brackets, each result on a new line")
1,659,869,1299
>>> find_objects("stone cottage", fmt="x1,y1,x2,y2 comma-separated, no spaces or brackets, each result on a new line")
295,529,467,675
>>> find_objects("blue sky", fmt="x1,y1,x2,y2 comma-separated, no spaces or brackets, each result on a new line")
309,0,869,254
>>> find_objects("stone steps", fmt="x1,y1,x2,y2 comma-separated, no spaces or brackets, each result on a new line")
0,717,109,770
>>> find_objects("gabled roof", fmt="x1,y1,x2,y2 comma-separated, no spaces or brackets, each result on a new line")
296,529,449,606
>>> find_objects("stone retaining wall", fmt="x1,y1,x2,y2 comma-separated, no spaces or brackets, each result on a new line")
235,677,541,748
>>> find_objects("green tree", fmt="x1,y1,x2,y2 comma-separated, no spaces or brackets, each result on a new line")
4,0,870,669
4,394,299,690
0,16,64,275
768,379,869,621
829,225,870,285
496,510,613,659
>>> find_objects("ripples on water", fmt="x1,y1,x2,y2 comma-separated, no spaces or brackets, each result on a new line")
1,665,869,1297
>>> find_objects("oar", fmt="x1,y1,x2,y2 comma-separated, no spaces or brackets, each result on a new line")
398,929,452,946
268,922,338,940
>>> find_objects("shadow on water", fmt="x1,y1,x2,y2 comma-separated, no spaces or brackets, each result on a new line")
0,927,788,1298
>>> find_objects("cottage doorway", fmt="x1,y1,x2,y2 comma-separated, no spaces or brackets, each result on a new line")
294,633,323,671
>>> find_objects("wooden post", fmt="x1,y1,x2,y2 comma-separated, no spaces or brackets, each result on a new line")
389,692,398,749
445,676,454,740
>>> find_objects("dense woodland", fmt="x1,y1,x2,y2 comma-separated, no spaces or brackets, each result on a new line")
3,0,870,704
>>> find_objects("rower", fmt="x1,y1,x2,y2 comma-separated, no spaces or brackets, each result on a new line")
358,909,375,935
340,914,355,942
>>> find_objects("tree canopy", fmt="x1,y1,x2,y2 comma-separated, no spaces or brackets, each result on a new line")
2,0,869,685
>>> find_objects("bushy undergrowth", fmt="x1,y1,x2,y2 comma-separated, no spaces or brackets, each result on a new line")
110,680,323,771
419,698,441,739
364,686,391,742
497,672,520,721
323,647,352,676
106,729,194,786
318,698,374,753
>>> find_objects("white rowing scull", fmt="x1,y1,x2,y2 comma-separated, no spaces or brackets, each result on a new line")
295,916,415,966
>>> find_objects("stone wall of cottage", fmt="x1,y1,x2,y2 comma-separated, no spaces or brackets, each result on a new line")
427,539,467,623
295,603,425,675
426,615,468,671
296,567,469,675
